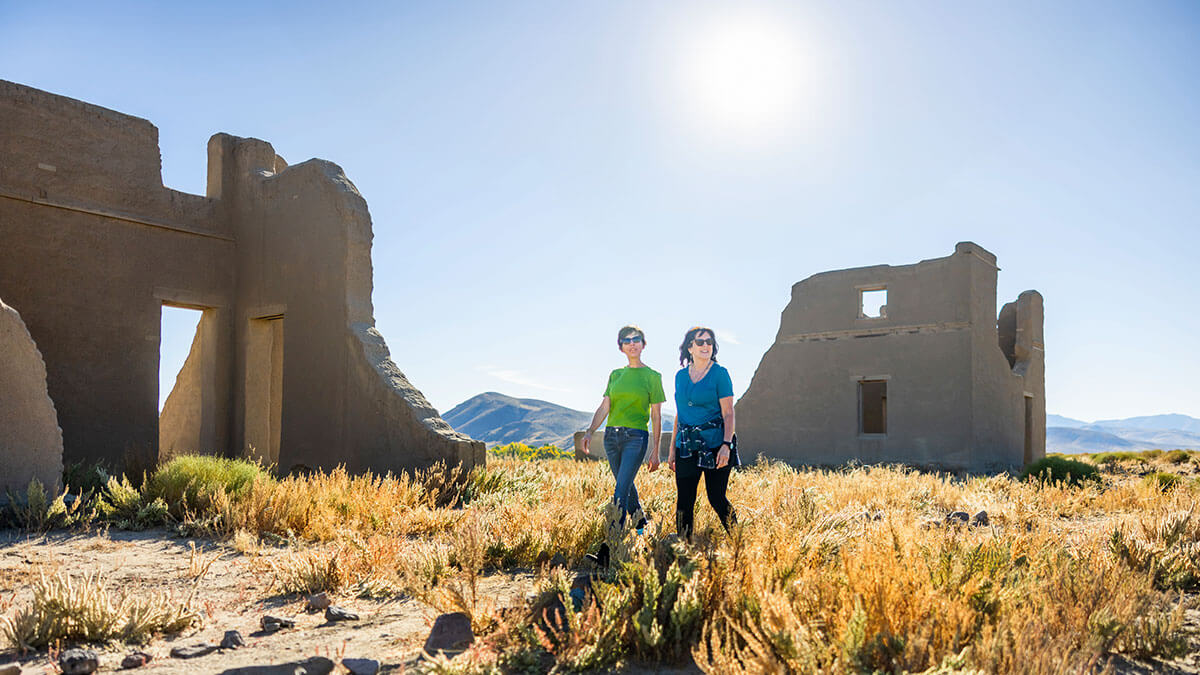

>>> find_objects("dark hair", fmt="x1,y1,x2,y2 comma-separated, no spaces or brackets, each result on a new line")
617,325,645,350
679,326,718,366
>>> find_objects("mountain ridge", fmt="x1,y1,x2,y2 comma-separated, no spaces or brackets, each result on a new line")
445,395,1199,454
444,392,675,449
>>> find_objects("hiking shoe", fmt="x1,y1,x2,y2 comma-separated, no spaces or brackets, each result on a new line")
584,542,610,568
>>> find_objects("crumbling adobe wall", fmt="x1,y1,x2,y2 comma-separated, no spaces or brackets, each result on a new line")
737,242,1043,472
1,80,483,475
0,297,64,498
208,134,484,474
0,80,235,471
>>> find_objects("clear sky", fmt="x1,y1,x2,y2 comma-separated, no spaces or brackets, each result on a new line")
4,1,1198,422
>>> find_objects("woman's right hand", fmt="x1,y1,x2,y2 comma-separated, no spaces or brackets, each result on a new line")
668,450,676,473
582,432,591,456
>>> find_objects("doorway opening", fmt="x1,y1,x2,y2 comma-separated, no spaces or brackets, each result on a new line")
859,379,887,435
1023,395,1034,465
245,315,284,467
159,304,211,462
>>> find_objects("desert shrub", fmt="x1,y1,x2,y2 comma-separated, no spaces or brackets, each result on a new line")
1091,452,1148,466
0,571,197,650
62,460,111,495
1143,472,1182,492
1019,456,1100,486
1162,449,1190,464
1109,510,1200,591
1142,449,1163,460
144,455,270,518
96,476,169,530
3,480,92,532
490,442,573,461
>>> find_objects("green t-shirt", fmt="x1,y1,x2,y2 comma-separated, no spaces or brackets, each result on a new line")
603,366,666,431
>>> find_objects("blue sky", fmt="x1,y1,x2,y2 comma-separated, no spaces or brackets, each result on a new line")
4,1,1198,421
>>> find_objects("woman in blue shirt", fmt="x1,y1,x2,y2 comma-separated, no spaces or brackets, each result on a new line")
667,326,738,541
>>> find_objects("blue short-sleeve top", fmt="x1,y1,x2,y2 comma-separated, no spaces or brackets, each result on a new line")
674,363,734,449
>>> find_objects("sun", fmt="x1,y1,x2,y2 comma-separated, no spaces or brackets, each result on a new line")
675,13,811,145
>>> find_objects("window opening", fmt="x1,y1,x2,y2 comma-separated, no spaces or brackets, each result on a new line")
860,288,887,318
859,380,887,434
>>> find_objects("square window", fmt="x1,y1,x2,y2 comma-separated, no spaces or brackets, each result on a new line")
860,288,887,318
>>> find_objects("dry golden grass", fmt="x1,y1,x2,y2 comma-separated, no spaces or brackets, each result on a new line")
8,449,1199,671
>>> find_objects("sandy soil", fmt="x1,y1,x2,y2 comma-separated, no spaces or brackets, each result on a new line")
0,527,1193,674
0,527,539,673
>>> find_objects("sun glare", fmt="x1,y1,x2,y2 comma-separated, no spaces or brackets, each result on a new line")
675,13,811,145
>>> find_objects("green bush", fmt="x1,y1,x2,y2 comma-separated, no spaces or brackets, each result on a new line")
97,476,169,530
144,455,269,518
489,442,574,461
1162,449,1191,464
62,461,112,495
1142,449,1163,460
1020,456,1100,487
1091,452,1148,466
1143,472,1182,492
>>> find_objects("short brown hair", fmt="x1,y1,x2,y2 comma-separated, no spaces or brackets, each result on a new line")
617,325,645,349
679,326,718,366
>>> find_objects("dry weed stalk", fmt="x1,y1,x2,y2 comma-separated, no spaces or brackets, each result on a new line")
0,570,198,650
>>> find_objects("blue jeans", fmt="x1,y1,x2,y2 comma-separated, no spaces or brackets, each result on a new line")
603,426,647,526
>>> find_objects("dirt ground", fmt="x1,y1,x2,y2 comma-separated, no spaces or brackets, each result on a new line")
0,527,541,673
0,527,1196,674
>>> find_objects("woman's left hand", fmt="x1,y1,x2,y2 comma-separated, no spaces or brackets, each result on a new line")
648,457,660,472
716,444,730,469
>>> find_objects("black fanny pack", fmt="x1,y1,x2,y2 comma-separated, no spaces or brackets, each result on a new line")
677,418,735,469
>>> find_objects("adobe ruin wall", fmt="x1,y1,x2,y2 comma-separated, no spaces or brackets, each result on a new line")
0,80,483,476
736,242,1044,472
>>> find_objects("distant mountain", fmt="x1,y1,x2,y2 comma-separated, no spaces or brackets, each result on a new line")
444,392,591,449
444,392,674,449
1047,414,1088,428
1046,413,1200,454
1047,427,1155,454
1090,414,1200,434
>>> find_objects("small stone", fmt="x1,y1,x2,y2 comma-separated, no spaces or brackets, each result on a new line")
324,605,359,622
0,664,20,675
423,612,474,654
121,651,152,669
220,630,246,649
59,648,99,674
261,614,296,632
971,510,990,527
945,511,970,525
341,658,380,675
306,592,332,611
215,656,335,674
549,552,567,568
170,644,218,659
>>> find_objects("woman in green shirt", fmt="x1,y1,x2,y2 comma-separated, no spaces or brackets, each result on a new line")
583,325,665,530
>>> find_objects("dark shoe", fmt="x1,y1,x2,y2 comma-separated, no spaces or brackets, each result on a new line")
583,542,610,568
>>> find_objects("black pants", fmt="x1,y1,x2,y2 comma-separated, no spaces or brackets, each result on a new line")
674,452,736,540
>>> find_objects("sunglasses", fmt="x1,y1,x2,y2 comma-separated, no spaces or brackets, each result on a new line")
691,338,714,346
619,335,644,345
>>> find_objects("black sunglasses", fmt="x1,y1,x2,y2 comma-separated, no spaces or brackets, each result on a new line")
692,338,714,346
619,335,644,345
